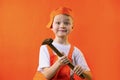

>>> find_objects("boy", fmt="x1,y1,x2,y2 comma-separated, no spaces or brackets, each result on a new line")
34,7,92,80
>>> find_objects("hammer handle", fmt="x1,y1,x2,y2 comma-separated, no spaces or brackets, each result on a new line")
48,44,85,79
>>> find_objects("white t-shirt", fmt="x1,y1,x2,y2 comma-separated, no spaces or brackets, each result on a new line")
37,42,90,74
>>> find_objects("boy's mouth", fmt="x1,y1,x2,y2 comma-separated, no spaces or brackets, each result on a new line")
58,30,67,32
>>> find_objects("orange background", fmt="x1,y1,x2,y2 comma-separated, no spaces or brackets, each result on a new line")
0,0,120,80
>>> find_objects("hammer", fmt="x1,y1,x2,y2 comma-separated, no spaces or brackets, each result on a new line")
42,38,85,79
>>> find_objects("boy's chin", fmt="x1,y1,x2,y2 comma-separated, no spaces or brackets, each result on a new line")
57,34,68,37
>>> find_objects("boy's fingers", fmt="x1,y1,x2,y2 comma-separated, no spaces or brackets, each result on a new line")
73,66,84,76
59,55,70,64
77,67,84,76
78,69,84,76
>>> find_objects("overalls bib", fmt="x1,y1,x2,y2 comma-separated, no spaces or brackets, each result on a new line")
33,45,82,80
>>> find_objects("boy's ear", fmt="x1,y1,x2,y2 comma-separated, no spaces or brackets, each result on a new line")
71,24,74,29
50,27,53,31
50,25,53,30
72,26,73,29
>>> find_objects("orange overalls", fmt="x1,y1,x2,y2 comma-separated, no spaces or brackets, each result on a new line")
33,45,82,80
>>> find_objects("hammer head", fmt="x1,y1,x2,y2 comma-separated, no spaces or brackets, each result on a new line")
42,38,53,45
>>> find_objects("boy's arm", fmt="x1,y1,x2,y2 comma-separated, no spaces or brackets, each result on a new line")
73,71,92,80
42,60,61,80
73,65,92,80
42,55,69,80
83,71,92,80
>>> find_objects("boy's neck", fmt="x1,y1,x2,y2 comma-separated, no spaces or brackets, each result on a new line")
54,37,69,45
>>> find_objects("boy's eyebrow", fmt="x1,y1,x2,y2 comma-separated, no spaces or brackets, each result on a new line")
64,19,70,21
55,19,70,21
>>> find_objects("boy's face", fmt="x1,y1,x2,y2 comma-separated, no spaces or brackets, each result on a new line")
52,14,73,38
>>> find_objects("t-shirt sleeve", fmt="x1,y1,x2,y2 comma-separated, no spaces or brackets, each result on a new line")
37,45,50,72
73,47,90,71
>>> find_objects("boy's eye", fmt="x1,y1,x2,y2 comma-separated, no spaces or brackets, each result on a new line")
64,22,70,25
55,21,71,25
56,22,60,25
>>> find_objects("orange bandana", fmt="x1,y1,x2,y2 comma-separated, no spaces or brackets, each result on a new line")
46,7,74,28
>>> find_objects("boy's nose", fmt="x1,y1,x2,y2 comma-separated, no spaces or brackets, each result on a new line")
60,23,65,28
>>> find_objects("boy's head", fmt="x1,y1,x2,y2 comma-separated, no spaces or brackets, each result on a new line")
47,7,74,28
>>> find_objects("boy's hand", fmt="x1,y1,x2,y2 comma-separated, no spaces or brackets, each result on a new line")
73,65,84,76
57,52,70,66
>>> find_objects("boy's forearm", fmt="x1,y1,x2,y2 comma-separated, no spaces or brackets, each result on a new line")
83,71,92,80
42,61,61,80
